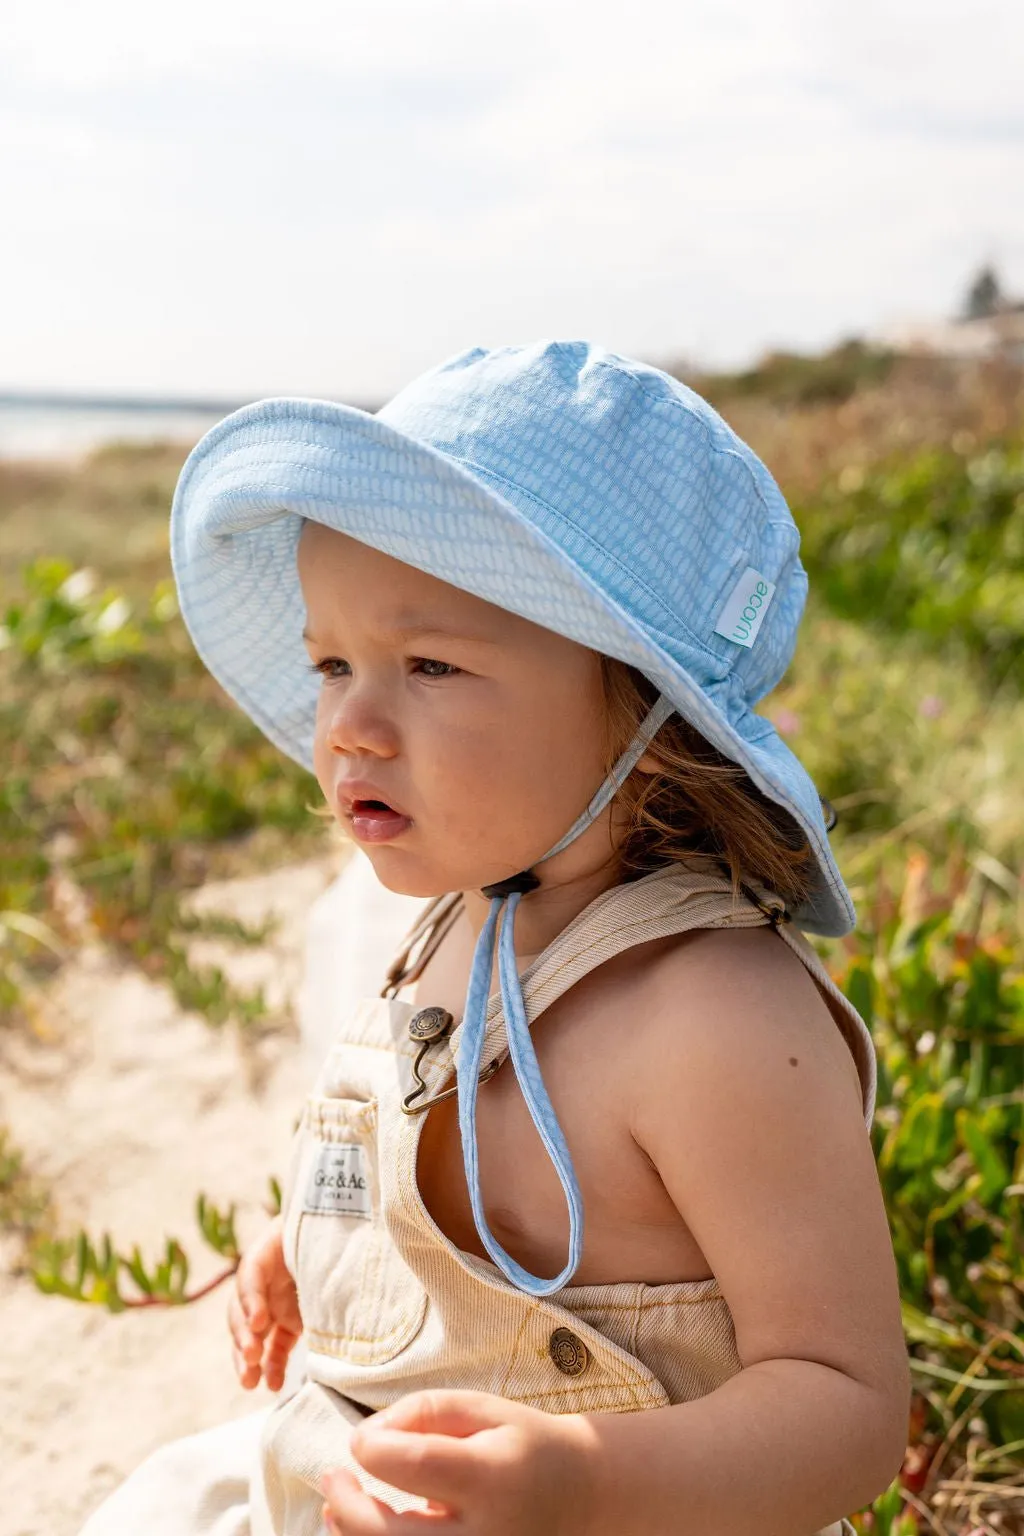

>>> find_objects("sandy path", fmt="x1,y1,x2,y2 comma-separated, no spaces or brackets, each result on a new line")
0,858,337,1536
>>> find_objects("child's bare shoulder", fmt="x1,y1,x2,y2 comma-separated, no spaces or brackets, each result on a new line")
627,923,864,1114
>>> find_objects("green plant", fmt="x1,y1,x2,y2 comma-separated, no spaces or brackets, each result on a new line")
831,853,1024,1531
0,557,326,1030
687,339,897,408
0,1124,54,1249
836,855,1022,1317
0,557,156,670
28,1181,282,1311
796,441,1024,691
760,592,1024,901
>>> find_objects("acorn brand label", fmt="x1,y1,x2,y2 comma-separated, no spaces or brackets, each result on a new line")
302,1143,371,1218
713,567,776,649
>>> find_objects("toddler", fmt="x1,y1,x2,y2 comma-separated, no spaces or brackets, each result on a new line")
81,340,908,1536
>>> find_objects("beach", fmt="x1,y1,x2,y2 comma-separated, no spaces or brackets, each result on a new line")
0,860,333,1535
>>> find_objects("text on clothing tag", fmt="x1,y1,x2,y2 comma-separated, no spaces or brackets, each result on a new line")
713,567,776,648
302,1143,371,1218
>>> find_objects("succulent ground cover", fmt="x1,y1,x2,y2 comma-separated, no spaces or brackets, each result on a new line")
1,354,1022,1532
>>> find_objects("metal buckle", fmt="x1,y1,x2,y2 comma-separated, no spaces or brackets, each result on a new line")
401,1056,504,1117
399,1004,506,1116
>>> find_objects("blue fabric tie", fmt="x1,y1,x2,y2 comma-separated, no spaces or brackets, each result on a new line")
454,693,675,1295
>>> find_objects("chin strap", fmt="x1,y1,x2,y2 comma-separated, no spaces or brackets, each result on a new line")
454,693,675,1296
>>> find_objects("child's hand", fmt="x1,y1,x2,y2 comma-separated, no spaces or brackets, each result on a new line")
227,1214,303,1392
320,1390,594,1535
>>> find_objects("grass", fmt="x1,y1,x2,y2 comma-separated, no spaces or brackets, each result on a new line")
835,855,1024,1521
796,441,1024,694
0,440,183,604
0,1125,55,1256
764,598,1024,903
0,555,328,1031
687,336,899,408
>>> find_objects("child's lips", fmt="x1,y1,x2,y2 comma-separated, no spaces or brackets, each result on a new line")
337,781,409,817
347,799,413,844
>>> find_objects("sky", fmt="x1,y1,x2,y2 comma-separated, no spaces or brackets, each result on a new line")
2,0,1022,402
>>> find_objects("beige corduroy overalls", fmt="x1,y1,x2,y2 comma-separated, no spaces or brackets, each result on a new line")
85,861,874,1536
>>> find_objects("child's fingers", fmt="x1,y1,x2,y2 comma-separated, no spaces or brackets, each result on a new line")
267,1271,303,1337
232,1341,263,1389
348,1427,471,1509
320,1469,445,1533
227,1290,266,1361
228,1290,268,1363
262,1323,301,1391
227,1293,268,1390
235,1257,269,1332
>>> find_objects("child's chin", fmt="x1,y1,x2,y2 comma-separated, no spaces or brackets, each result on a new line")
357,852,455,901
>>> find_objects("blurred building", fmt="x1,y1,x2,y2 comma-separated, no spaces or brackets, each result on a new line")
876,266,1024,364
876,308,1024,364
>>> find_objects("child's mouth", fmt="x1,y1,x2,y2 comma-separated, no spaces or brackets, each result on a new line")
349,799,413,844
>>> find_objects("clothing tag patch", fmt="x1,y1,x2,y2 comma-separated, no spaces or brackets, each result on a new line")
302,1143,371,1219
713,567,776,649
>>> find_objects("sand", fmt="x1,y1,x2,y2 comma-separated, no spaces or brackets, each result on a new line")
0,858,339,1536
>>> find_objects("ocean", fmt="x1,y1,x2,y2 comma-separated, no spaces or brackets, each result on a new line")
0,397,241,462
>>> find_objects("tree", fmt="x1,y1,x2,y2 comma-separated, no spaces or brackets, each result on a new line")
960,264,1004,320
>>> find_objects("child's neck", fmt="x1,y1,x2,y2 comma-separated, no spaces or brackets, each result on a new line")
404,845,674,1028
459,855,624,967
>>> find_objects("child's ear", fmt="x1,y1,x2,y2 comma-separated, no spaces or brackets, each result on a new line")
634,750,660,775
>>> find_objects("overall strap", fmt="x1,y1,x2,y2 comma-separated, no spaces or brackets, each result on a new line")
446,860,874,1128
445,859,779,1079
383,862,875,1127
380,891,463,1000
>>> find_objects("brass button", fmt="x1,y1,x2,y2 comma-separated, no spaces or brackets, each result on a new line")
549,1327,589,1377
407,1006,454,1043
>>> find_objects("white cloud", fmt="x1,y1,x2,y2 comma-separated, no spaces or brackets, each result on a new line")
2,0,536,87
1,0,1022,397
792,0,1023,125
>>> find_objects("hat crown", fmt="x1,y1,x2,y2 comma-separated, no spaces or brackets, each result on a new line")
378,339,806,705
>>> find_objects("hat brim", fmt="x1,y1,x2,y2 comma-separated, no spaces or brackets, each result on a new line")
171,397,854,936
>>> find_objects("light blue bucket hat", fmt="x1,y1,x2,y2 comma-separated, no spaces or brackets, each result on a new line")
170,337,854,1295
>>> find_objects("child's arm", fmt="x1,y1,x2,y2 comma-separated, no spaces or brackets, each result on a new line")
326,926,908,1536
565,924,909,1535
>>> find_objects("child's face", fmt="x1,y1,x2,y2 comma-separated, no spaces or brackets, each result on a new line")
297,520,621,898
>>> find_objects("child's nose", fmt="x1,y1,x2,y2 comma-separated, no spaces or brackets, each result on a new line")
322,682,398,759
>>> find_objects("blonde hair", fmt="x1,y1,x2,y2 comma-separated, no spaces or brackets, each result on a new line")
600,657,816,913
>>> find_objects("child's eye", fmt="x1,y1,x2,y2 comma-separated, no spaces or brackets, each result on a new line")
415,657,460,679
304,658,461,681
305,659,349,681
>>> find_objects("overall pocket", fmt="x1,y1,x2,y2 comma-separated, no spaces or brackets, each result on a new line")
282,1094,428,1366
